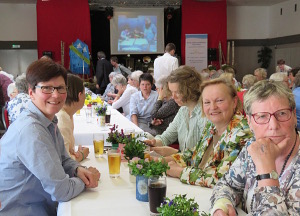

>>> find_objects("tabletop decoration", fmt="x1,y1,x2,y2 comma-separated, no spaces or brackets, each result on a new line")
106,124,126,149
157,194,209,216
123,137,147,161
95,105,107,126
85,93,103,106
128,157,169,202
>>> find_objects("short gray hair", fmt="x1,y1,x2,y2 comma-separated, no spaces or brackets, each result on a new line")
242,74,257,89
129,70,143,82
111,74,127,86
269,72,287,82
254,68,267,79
109,72,119,79
7,83,16,98
155,75,168,88
15,73,28,93
244,80,295,116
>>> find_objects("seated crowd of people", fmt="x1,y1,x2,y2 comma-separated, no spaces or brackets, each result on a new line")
0,48,300,216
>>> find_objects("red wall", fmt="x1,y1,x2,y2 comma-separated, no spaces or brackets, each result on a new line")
181,0,227,66
36,0,91,70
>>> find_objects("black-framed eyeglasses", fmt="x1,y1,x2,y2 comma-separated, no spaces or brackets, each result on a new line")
251,108,293,124
35,85,68,94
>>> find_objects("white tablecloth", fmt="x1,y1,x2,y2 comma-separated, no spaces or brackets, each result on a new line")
57,147,246,216
73,108,143,146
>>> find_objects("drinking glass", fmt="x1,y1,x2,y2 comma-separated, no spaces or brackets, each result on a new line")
93,133,104,158
148,176,167,215
144,145,151,160
105,109,111,124
108,148,121,178
124,128,135,138
85,107,92,123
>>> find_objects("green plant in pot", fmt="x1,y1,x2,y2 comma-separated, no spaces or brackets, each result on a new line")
128,157,169,202
257,46,272,69
123,138,147,161
157,194,210,216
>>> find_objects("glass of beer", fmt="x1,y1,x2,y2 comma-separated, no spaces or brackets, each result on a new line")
124,128,135,139
144,145,151,160
93,133,104,158
108,148,121,178
148,176,167,215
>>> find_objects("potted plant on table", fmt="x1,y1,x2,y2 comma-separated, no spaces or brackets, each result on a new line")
94,105,107,127
106,124,126,149
157,194,210,216
128,157,169,202
123,137,147,161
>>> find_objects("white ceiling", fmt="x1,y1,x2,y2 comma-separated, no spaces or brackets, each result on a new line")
0,0,290,6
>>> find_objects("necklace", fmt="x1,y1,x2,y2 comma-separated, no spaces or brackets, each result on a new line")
250,133,298,212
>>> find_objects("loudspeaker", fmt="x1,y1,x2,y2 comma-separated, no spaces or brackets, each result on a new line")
42,51,53,59
105,7,113,20
208,48,217,61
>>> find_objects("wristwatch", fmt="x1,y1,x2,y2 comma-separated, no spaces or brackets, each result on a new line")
256,170,279,181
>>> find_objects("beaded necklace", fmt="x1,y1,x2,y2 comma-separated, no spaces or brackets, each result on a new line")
250,134,298,212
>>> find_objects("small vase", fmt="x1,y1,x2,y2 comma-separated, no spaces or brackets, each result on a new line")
98,115,105,127
136,175,149,202
112,143,119,149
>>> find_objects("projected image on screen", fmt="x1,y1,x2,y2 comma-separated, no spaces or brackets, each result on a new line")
118,16,157,52
110,8,164,55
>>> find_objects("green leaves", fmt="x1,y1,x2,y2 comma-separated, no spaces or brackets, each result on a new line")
157,194,209,216
124,138,147,161
128,158,169,178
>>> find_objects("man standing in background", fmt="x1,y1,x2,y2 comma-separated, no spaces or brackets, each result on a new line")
154,43,178,82
95,51,113,95
110,56,132,78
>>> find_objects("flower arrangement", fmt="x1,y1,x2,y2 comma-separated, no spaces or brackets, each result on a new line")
157,194,210,216
128,157,169,178
85,93,103,106
106,124,127,144
123,138,147,161
95,105,107,116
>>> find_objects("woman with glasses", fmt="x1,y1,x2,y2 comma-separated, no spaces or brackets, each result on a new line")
0,60,100,215
210,80,300,215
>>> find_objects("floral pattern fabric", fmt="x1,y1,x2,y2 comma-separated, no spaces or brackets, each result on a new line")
7,93,31,123
210,136,300,215
172,112,253,188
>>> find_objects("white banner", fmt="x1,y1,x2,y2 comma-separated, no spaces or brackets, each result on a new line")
185,34,208,72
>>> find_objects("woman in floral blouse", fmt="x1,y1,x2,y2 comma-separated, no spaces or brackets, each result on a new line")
211,80,300,215
166,78,253,188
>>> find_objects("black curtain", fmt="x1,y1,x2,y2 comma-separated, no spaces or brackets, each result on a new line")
90,7,182,72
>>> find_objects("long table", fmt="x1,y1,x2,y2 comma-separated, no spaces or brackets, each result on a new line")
73,108,143,146
57,147,246,216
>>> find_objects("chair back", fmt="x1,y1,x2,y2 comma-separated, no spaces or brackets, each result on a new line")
2,106,9,129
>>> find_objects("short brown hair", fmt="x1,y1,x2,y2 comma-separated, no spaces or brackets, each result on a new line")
200,78,242,116
167,65,203,103
277,59,285,65
65,74,84,106
26,59,67,91
165,43,176,53
110,56,118,63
